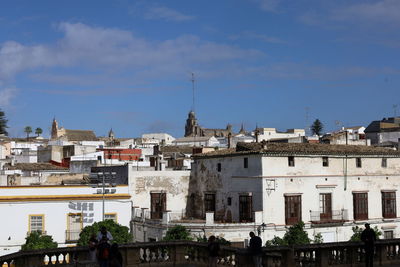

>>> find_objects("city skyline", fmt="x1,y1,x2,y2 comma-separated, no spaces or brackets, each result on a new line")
1,0,399,138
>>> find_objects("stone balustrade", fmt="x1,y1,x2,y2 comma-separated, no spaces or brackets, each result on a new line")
1,239,400,267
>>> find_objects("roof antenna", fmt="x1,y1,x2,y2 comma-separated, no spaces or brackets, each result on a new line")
393,104,398,117
191,73,195,112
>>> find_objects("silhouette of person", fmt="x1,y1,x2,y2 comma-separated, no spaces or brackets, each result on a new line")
248,232,262,267
207,235,220,267
361,223,376,267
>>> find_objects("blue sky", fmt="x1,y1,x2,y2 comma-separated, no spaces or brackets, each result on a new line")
1,0,399,138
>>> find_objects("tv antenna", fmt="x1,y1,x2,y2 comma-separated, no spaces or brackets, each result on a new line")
393,104,398,117
191,73,195,112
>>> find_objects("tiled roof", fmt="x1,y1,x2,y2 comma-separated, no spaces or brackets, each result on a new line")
194,142,400,158
161,146,194,154
5,163,68,171
63,130,98,141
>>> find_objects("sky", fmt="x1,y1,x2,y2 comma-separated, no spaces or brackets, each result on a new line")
0,0,400,138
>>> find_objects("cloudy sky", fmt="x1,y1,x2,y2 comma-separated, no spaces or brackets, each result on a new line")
1,0,399,138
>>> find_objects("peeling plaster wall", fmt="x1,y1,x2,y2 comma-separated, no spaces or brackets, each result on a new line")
129,170,190,215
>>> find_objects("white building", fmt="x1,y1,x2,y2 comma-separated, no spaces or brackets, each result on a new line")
172,136,220,147
0,185,131,256
255,128,305,142
142,133,175,145
134,142,400,244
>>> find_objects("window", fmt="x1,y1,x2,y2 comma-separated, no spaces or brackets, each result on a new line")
384,231,394,239
67,213,82,242
382,191,396,218
244,158,248,168
204,193,216,213
227,197,232,206
239,195,253,222
353,193,368,220
150,192,166,219
29,215,44,233
382,158,387,168
104,213,117,223
217,163,221,172
356,157,362,168
285,195,301,225
288,156,295,167
319,193,332,221
322,157,329,167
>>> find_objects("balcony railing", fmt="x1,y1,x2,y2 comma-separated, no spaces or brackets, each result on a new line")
65,230,81,243
310,209,348,225
2,239,400,266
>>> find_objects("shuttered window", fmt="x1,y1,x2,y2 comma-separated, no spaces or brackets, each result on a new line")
285,195,301,225
353,193,368,220
382,192,396,219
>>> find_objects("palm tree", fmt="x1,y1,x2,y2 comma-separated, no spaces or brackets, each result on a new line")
35,127,43,137
24,126,32,140
311,119,324,136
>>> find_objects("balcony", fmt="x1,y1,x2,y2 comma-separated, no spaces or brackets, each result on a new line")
2,239,400,266
310,209,348,226
65,230,81,243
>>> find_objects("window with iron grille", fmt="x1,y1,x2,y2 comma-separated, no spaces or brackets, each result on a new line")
382,191,396,218
285,195,301,225
384,230,394,239
288,156,295,167
353,193,368,220
204,193,216,213
322,157,329,167
29,215,44,233
104,213,117,222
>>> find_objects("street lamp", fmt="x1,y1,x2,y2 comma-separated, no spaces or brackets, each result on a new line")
93,172,117,221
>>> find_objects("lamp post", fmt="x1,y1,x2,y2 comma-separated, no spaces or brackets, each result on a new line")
95,172,117,221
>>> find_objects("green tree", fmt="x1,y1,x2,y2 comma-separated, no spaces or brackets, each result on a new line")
265,221,312,246
0,109,8,136
196,235,231,246
311,119,324,136
24,126,32,140
163,225,192,241
77,220,132,246
35,127,43,137
349,225,382,241
21,232,57,251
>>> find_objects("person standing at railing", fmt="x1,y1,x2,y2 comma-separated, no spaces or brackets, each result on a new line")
88,233,98,262
207,235,220,267
248,232,262,267
361,223,376,267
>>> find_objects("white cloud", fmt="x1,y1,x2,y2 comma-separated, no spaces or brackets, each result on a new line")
230,31,287,44
0,87,17,106
255,0,282,12
144,5,194,21
332,0,400,24
0,22,262,98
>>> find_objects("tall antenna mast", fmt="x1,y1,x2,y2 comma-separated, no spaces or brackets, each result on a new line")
305,107,310,136
191,73,195,112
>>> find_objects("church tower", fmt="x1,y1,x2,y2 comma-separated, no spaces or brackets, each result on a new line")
185,111,201,137
51,118,59,140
